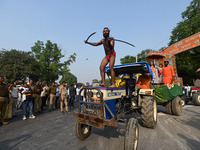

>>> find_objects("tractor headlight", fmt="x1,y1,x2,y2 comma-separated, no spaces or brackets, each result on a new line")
96,92,103,98
132,91,137,96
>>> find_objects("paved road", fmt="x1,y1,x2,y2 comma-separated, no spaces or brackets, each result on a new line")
0,103,199,150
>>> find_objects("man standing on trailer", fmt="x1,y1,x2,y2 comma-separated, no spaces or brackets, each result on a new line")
85,27,116,87
159,60,175,85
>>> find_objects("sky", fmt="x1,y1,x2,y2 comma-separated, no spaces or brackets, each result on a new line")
0,0,192,84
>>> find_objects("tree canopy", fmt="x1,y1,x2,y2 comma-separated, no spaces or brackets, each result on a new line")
59,72,77,85
31,40,76,83
169,0,200,85
120,49,153,65
0,49,41,82
137,49,152,62
120,55,136,64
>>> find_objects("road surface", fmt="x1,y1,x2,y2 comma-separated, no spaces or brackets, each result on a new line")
0,103,199,150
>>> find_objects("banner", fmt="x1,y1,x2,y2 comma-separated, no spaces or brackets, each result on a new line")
164,32,200,55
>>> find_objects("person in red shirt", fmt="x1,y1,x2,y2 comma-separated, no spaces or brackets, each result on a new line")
159,60,175,85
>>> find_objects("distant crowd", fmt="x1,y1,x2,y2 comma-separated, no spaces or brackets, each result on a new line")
0,76,87,125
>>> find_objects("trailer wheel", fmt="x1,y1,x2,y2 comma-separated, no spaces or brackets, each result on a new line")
172,96,182,116
124,118,139,150
141,96,157,129
181,99,185,107
74,119,92,141
192,92,200,106
165,101,172,114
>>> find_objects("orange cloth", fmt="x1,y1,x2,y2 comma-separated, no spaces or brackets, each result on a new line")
151,66,156,75
159,65,174,84
136,74,150,89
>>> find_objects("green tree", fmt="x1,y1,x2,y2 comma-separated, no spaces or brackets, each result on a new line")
169,0,200,85
120,55,136,64
92,79,99,83
31,40,76,83
59,72,77,85
137,49,153,62
99,78,111,87
0,49,41,82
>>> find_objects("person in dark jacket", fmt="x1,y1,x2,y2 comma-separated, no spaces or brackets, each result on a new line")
69,84,76,109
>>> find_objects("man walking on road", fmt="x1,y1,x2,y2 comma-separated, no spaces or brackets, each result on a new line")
0,76,9,125
69,84,75,109
34,81,43,113
85,27,116,87
49,82,56,111
9,83,19,117
59,82,68,114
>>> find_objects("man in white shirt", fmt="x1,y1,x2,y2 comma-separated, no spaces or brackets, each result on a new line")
76,86,80,103
185,84,191,97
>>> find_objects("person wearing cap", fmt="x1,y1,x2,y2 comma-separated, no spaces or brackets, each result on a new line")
159,60,175,85
48,82,57,111
0,76,9,125
59,82,69,114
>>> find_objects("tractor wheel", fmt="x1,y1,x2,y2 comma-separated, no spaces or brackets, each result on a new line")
141,96,157,129
165,101,172,114
74,119,92,141
124,118,139,150
192,92,200,106
172,96,182,116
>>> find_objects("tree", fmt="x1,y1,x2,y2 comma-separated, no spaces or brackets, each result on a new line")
0,49,41,82
169,0,200,45
169,0,200,85
92,79,99,83
137,49,153,62
59,72,77,85
31,40,76,83
120,55,136,64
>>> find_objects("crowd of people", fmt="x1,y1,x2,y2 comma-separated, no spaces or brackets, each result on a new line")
0,60,178,125
0,76,84,125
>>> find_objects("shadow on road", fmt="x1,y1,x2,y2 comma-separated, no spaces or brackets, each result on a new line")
0,134,32,150
177,133,200,150
174,115,200,131
91,126,125,139
78,146,88,150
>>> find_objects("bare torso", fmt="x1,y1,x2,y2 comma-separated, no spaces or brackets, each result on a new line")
102,37,115,55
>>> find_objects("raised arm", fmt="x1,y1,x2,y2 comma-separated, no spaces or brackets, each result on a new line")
84,39,103,46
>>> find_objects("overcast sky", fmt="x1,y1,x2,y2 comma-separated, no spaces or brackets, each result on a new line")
0,0,191,84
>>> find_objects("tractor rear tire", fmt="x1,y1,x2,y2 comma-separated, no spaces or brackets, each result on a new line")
192,92,200,106
141,96,157,129
74,119,92,141
172,96,182,116
124,118,139,150
165,101,172,114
